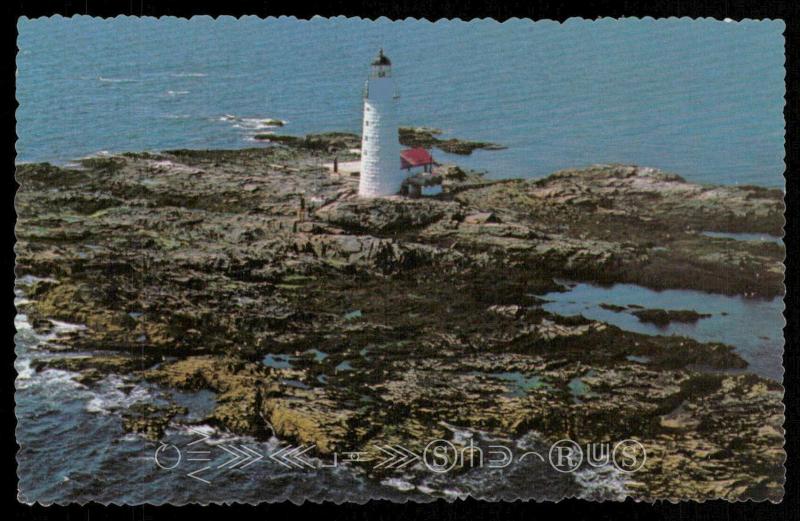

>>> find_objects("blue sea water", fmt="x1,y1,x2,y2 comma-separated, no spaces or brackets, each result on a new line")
542,282,784,381
14,17,787,503
17,16,785,187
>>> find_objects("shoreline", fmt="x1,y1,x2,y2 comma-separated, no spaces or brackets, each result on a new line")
14,134,786,501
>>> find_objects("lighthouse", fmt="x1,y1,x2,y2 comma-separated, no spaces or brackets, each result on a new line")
359,50,404,198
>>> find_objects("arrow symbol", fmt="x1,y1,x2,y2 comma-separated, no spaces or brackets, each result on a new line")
217,444,246,469
238,445,264,468
394,445,421,469
288,445,316,468
269,445,316,469
227,445,253,469
374,445,421,469
186,427,211,447
186,466,212,485
374,445,400,468
269,445,295,468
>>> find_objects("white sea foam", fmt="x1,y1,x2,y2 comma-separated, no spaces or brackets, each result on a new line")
17,367,85,393
14,309,58,350
380,477,415,492
97,76,138,83
49,320,87,333
416,484,435,495
170,72,207,78
220,114,287,131
166,90,190,96
15,358,35,383
85,375,151,414
15,312,32,332
14,309,87,355
79,150,112,159
574,463,629,501
241,118,284,130
16,274,58,287
165,423,244,446
441,488,467,500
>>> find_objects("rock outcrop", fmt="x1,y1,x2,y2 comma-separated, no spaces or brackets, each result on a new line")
399,127,506,155
15,137,785,501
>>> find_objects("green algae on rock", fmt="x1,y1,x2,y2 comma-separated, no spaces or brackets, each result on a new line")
121,403,188,441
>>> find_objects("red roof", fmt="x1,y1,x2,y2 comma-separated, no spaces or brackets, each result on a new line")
401,148,434,169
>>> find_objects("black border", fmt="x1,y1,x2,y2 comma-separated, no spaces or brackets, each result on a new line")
5,1,799,520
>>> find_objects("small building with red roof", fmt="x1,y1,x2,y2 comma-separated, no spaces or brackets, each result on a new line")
400,147,436,175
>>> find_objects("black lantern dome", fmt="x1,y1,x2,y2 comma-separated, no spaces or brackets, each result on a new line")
371,49,391,67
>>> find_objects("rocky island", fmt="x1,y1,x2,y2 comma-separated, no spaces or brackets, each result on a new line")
15,132,785,501
398,127,507,154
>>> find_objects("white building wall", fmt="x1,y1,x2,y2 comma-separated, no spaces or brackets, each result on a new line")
359,76,404,197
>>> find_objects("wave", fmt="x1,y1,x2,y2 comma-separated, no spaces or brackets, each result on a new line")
164,423,232,443
170,72,207,78
15,292,86,352
97,76,138,83
241,118,283,130
15,358,35,383
219,114,287,130
166,90,190,96
16,365,85,393
85,375,152,415
79,150,112,159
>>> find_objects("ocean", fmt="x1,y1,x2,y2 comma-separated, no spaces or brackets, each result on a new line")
16,16,786,187
14,17,786,504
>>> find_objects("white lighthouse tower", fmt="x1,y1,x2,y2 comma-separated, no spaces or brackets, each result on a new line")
359,50,404,198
